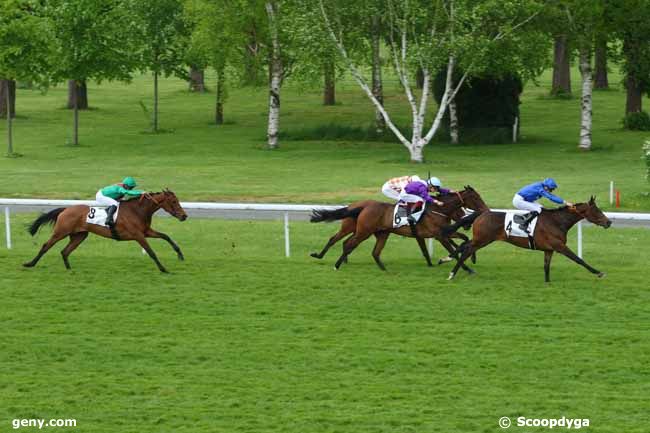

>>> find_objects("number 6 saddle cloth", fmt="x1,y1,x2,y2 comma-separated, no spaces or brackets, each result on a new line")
392,202,426,228
86,205,119,227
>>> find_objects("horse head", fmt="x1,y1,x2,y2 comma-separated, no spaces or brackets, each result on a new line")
572,196,611,228
461,185,489,213
144,189,188,221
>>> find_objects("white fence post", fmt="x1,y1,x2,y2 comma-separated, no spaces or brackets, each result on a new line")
4,207,11,250
577,221,583,258
609,181,614,205
284,212,290,258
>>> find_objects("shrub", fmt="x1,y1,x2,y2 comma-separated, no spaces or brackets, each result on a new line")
643,140,650,182
432,71,523,144
623,111,650,131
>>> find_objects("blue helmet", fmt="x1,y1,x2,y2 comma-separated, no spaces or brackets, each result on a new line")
543,178,558,190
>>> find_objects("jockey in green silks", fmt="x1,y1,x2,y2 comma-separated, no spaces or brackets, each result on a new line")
95,177,144,227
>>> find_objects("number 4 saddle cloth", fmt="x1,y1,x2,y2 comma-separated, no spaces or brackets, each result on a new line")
504,211,539,249
86,206,119,227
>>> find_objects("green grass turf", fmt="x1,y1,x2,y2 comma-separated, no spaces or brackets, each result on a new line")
0,68,649,211
1,214,649,432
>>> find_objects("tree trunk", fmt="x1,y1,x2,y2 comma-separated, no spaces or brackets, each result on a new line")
215,65,225,125
73,81,79,145
415,67,424,89
0,80,16,119
323,60,336,105
189,66,206,92
449,98,459,144
266,1,281,149
578,46,593,150
67,80,88,109
5,81,13,155
153,70,159,132
594,34,609,90
371,15,385,133
551,35,572,96
625,73,643,114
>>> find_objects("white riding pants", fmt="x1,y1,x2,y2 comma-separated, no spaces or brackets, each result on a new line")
512,194,542,213
95,191,119,208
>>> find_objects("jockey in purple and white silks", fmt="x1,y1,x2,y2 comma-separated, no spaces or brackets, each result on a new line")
512,178,573,230
399,177,448,225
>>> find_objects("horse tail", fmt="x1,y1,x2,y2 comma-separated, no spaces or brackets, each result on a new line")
310,207,362,223
442,211,481,236
27,208,65,236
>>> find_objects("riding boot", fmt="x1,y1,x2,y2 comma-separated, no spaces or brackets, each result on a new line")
105,205,117,228
518,211,539,231
105,205,121,240
406,204,419,237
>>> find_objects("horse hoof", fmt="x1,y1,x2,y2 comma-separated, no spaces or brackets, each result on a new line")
447,272,455,281
310,253,322,259
598,272,606,279
22,262,34,268
178,255,185,261
466,268,476,275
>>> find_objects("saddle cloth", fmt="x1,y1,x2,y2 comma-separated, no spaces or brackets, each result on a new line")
393,202,425,228
86,206,119,226
504,211,538,238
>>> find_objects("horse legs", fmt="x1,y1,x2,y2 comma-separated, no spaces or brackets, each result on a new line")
371,231,390,271
439,237,474,274
334,231,371,270
23,231,68,268
311,219,355,259
60,232,89,270
135,236,168,273
447,242,477,280
544,250,553,282
146,228,184,261
556,244,605,278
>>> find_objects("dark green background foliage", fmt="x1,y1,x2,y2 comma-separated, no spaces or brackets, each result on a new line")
433,70,523,143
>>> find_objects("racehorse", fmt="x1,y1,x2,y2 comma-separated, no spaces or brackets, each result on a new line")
444,197,611,281
23,190,187,273
310,186,489,271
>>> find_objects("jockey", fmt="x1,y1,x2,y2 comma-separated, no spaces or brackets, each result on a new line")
398,177,447,224
95,177,144,227
513,178,573,230
381,174,422,201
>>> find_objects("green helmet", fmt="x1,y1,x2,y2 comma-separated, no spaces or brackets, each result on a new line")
122,177,137,188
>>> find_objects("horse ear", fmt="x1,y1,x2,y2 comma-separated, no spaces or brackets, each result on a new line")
590,195,595,204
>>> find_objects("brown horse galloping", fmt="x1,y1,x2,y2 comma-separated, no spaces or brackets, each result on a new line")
310,186,489,271
444,197,612,282
23,190,188,273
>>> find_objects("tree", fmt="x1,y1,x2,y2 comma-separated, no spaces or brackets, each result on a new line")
562,0,605,150
593,32,608,89
0,80,16,119
132,0,189,132
320,0,544,162
0,0,52,156
185,0,247,125
609,1,650,119
48,0,138,145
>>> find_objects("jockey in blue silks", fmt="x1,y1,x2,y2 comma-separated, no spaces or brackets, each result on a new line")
512,178,574,230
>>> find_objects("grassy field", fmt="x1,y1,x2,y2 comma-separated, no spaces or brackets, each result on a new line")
0,69,649,210
1,214,649,433
1,68,649,432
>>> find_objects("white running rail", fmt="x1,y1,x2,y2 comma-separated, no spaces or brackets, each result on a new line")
1,198,649,258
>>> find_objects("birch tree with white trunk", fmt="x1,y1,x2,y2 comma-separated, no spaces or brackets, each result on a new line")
563,0,604,150
266,1,282,149
319,0,543,162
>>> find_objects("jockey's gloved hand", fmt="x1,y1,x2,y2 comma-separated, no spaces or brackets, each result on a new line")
434,200,444,206
565,201,574,207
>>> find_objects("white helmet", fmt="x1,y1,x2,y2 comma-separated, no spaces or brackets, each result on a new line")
428,176,442,187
